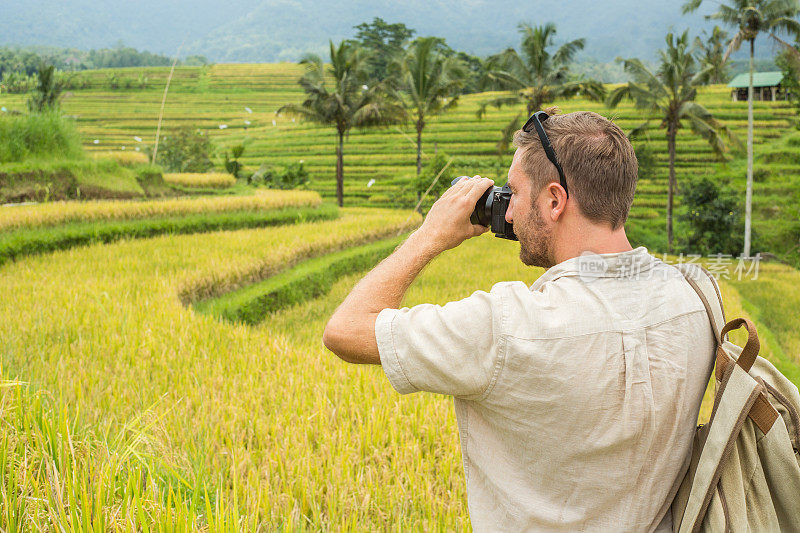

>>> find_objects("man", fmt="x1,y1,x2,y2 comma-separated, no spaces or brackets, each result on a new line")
322,108,714,531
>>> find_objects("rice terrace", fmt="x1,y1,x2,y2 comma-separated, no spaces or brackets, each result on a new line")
2,2,800,530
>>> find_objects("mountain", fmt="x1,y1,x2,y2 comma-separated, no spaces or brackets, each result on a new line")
0,0,781,63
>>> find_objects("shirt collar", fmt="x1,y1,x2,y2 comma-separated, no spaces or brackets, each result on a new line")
529,246,657,291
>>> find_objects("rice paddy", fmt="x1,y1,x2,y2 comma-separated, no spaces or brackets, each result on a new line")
0,61,799,530
2,62,798,260
163,173,237,188
1,206,797,529
0,189,320,231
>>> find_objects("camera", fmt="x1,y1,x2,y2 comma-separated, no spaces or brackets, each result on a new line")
451,176,517,241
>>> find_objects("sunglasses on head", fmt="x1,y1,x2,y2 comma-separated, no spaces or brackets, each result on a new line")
521,111,569,199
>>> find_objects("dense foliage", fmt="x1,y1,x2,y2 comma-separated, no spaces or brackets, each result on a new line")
348,17,416,80
679,176,743,255
776,47,800,127
251,161,311,190
154,127,215,173
0,44,205,77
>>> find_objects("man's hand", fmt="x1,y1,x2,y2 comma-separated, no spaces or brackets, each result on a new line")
413,175,494,254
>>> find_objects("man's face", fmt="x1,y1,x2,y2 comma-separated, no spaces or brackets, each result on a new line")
505,148,555,269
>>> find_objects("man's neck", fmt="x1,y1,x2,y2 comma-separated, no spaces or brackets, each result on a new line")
552,221,633,265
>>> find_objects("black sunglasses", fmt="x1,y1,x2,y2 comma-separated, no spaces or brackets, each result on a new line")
522,111,569,199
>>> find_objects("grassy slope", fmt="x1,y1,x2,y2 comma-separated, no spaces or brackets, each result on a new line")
0,158,150,202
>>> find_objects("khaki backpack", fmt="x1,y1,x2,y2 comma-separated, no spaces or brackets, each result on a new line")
669,263,800,532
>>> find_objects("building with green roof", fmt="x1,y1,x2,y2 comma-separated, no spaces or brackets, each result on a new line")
727,71,787,102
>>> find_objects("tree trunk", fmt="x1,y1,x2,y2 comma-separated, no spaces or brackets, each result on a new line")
743,38,755,258
415,118,423,212
336,131,344,207
416,120,423,177
667,126,677,254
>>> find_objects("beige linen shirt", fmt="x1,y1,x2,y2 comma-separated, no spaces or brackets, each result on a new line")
375,246,715,532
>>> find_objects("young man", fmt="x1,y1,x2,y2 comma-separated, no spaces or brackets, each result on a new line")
322,108,714,531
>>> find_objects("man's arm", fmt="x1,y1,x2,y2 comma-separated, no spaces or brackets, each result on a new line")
322,176,495,364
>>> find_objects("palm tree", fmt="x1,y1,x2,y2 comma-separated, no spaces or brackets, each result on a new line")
27,62,62,113
387,37,465,189
694,26,731,83
478,22,606,153
277,40,404,207
607,31,739,253
683,0,800,257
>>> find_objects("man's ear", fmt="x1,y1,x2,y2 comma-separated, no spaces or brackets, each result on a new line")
547,182,568,222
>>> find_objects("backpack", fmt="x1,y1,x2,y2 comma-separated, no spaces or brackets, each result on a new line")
668,263,800,532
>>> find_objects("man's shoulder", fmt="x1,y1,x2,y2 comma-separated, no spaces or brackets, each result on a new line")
492,263,709,340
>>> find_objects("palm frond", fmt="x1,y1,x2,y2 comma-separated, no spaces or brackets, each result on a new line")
497,114,523,154
618,57,660,86
686,114,728,159
682,0,703,14
627,121,652,141
552,38,586,67
722,30,746,62
768,15,800,39
476,95,522,119
299,53,323,71
606,85,631,108
275,103,326,124
769,31,800,61
681,101,741,158
709,4,745,26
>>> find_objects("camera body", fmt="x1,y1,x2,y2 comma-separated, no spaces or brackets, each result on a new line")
451,176,517,241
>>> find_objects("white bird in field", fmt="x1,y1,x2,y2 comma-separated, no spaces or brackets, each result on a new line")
245,107,252,113
134,136,142,142
219,124,228,129
367,179,376,188
121,146,126,150
93,139,99,144
244,120,251,125
272,120,277,126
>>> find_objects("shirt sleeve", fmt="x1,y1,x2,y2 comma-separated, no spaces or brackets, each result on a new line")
375,282,508,399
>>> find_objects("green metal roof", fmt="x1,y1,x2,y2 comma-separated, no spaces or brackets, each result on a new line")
728,71,784,88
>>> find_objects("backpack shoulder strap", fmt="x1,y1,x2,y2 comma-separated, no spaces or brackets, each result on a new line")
675,263,726,346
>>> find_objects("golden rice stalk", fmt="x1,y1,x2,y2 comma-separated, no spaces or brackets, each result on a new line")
163,172,237,188
0,189,322,232
93,150,150,166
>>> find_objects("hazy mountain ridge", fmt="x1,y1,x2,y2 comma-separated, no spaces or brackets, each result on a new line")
0,0,778,63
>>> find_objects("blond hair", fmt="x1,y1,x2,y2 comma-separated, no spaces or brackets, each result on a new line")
512,106,638,229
